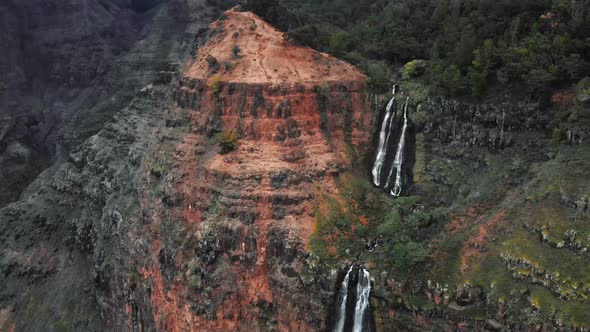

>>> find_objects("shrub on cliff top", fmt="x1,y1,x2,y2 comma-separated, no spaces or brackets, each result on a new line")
206,55,220,73
401,60,427,80
217,130,238,154
329,31,350,57
232,45,241,58
366,61,392,92
209,76,223,94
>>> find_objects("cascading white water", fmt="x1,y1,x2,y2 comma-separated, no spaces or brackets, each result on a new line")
371,85,397,186
334,266,372,332
334,266,354,332
385,97,409,196
352,268,371,332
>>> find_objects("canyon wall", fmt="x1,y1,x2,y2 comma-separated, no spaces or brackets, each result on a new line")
132,9,373,330
0,1,220,330
2,2,586,331
0,0,219,208
0,7,375,331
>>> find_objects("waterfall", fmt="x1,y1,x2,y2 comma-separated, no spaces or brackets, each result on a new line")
385,97,409,196
371,85,397,186
334,266,354,332
371,86,412,197
352,268,371,332
334,266,372,332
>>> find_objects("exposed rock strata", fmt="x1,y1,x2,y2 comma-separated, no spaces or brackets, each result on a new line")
0,0,217,207
0,1,221,330
422,97,549,150
136,9,372,330
0,7,374,331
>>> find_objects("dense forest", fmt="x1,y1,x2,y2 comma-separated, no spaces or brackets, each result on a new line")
248,0,590,99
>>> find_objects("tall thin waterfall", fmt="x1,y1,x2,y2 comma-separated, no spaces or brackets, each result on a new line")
334,266,354,332
371,86,397,186
334,267,372,332
352,268,371,331
385,97,409,196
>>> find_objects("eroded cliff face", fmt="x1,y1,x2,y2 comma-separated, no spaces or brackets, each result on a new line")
363,89,590,330
2,3,588,330
0,7,374,331
133,9,373,330
0,1,225,330
0,0,222,208
0,0,143,207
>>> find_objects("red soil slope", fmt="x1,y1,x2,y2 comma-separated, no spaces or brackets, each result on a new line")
140,8,373,331
185,9,366,84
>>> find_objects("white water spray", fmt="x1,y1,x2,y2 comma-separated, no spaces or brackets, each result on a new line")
352,268,371,332
334,267,372,332
385,97,409,196
334,266,354,332
371,85,397,186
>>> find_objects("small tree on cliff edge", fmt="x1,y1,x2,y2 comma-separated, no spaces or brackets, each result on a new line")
218,130,238,154
232,45,241,58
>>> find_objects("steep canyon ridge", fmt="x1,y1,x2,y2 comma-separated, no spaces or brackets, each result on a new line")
1,0,589,331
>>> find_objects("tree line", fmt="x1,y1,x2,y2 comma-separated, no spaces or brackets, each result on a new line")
247,0,590,98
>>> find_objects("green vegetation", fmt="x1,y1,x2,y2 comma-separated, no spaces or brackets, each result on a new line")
208,75,223,95
206,55,220,73
17,281,104,331
427,142,590,328
222,60,234,71
245,0,590,328
401,60,427,80
217,130,238,154
329,31,349,57
232,44,241,58
150,161,164,178
366,61,392,91
310,173,443,273
254,0,589,96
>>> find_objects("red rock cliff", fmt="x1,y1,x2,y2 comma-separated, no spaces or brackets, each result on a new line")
140,8,373,331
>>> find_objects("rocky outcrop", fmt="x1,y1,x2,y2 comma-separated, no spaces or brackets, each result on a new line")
0,0,219,208
0,1,225,330
500,252,590,301
0,7,373,331
0,0,144,207
422,97,550,150
0,82,171,331
132,9,373,331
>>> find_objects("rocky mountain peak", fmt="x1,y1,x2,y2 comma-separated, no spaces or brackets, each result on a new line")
135,9,374,330
186,8,366,85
